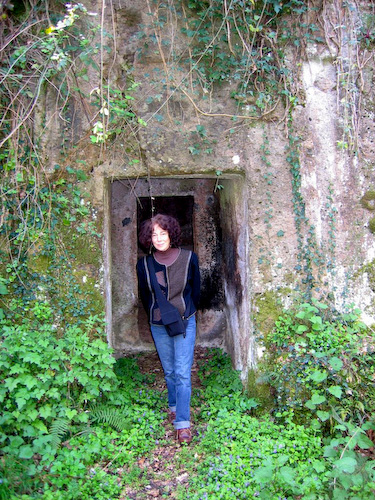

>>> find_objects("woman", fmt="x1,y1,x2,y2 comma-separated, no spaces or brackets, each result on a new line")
137,214,200,444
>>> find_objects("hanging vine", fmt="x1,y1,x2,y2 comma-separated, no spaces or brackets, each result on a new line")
0,1,144,321
140,0,319,126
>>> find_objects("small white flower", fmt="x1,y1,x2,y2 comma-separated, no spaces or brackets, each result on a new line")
232,155,240,165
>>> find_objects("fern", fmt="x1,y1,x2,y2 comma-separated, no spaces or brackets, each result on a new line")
49,418,71,449
89,404,131,432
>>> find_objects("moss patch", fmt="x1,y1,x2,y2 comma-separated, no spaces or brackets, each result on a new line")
28,254,51,274
355,259,375,292
250,289,293,413
72,270,104,316
59,222,102,268
246,367,273,412
360,189,375,211
253,289,290,338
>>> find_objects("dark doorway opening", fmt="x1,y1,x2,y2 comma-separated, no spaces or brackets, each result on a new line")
137,196,195,250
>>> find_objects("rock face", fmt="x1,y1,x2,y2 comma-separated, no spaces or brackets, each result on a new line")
40,0,375,379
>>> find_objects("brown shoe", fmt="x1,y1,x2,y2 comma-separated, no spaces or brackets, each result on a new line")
177,428,192,445
167,410,176,424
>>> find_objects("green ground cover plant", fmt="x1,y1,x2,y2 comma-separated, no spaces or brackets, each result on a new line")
1,305,375,499
256,300,375,499
185,350,324,499
183,337,375,500
0,309,165,499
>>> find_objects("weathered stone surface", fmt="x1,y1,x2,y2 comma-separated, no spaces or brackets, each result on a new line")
38,0,375,378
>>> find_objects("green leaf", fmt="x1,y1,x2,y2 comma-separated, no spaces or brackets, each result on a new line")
279,466,296,485
317,410,330,422
310,418,322,431
4,377,19,391
365,460,375,478
23,425,37,437
275,454,289,467
28,409,38,421
34,421,48,434
356,433,374,449
254,463,274,483
16,397,27,410
327,386,343,398
310,370,328,383
312,299,329,310
334,424,347,432
296,325,308,333
22,352,41,364
315,351,327,358
65,409,77,420
312,459,326,473
9,436,24,449
333,456,357,474
196,124,207,136
77,412,89,423
329,357,343,371
19,445,34,459
310,316,323,330
22,375,37,390
305,400,317,410
311,393,326,405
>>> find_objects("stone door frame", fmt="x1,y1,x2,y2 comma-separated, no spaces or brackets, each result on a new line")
103,174,254,376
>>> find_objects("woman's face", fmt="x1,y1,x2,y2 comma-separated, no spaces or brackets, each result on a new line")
151,223,171,252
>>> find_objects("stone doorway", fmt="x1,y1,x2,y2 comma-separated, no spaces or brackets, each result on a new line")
106,176,252,373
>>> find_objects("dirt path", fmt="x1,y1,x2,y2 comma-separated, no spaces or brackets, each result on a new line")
121,347,208,499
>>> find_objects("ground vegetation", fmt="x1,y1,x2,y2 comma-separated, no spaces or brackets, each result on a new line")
1,308,375,498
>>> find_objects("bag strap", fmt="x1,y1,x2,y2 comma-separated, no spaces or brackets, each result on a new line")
146,255,169,308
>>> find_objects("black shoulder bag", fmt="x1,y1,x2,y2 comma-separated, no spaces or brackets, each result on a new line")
146,256,187,337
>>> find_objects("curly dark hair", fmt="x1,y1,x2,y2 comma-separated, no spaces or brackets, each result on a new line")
138,214,182,250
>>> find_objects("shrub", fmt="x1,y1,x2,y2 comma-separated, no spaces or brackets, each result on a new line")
187,343,375,500
261,301,375,427
0,336,166,499
0,308,118,468
252,301,375,499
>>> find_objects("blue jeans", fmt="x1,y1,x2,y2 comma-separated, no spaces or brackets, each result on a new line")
151,315,196,430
